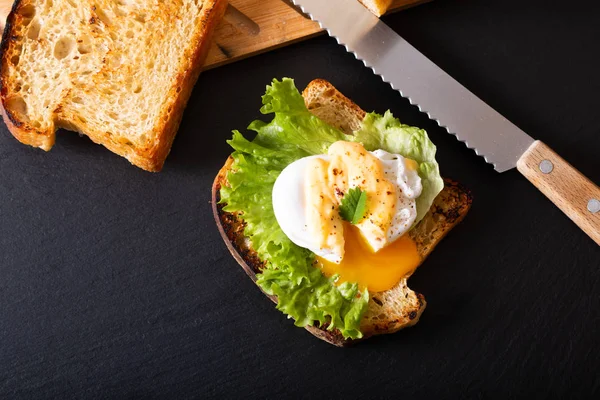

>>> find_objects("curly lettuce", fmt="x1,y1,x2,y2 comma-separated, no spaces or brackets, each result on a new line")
351,112,444,225
219,78,443,339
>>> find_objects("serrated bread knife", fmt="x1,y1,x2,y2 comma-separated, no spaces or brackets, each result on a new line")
291,0,600,245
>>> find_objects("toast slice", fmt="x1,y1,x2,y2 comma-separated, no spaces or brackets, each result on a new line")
358,0,393,16
212,79,472,346
0,0,228,171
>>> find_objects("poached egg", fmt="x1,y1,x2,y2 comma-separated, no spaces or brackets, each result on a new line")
272,141,423,291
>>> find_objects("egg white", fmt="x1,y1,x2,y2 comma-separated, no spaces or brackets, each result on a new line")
370,149,422,247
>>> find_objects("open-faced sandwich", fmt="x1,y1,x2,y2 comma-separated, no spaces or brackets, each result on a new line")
212,78,472,346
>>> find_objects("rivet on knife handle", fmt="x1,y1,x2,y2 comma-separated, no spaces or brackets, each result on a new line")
517,141,600,245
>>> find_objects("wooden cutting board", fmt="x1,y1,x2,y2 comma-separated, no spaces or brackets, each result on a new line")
0,0,429,69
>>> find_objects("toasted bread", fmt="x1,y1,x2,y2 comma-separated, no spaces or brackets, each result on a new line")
0,0,228,171
212,79,472,346
358,0,393,16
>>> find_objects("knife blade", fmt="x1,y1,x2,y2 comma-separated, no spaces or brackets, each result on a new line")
290,0,600,245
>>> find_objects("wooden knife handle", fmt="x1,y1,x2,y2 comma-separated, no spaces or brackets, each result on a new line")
517,140,600,245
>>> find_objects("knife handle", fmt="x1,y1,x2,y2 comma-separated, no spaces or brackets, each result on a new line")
517,140,600,245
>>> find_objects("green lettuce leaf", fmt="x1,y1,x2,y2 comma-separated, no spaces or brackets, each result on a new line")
219,78,443,339
350,111,445,225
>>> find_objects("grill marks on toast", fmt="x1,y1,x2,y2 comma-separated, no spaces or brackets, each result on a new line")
212,79,472,346
0,0,228,171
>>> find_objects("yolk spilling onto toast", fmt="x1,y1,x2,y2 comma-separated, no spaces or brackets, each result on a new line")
316,222,421,292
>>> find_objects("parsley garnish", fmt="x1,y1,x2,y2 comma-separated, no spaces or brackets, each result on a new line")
339,187,367,224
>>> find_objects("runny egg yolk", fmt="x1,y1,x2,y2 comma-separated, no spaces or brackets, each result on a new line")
316,222,421,292
302,140,422,291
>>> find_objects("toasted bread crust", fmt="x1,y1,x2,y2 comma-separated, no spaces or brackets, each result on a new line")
359,0,393,16
135,0,228,171
0,0,228,172
0,0,54,151
303,78,366,134
212,80,472,346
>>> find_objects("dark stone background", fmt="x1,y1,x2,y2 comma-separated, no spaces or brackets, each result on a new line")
1,0,598,398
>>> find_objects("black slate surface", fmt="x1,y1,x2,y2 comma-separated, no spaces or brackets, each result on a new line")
1,0,599,398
